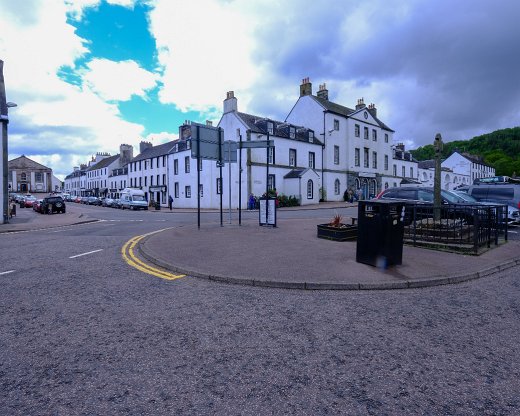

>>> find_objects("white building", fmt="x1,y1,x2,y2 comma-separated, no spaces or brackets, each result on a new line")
442,151,495,183
417,160,471,190
285,78,400,200
217,91,323,207
127,141,172,205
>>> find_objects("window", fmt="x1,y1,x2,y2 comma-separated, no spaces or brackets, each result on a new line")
216,178,222,194
21,172,27,181
364,148,369,168
185,156,190,173
185,185,191,198
334,119,340,130
384,155,389,171
309,152,315,169
199,184,203,198
355,124,360,137
163,156,166,167
385,133,389,143
150,159,153,169
334,146,339,165
334,179,340,195
268,174,276,191
372,152,377,169
289,127,295,138
157,175,160,185
308,131,314,143
372,129,377,141
307,180,313,199
162,174,166,185
402,166,406,177
139,177,142,187
268,147,275,164
364,126,369,139
289,149,297,167
150,176,154,186
410,167,414,178
35,172,43,182
355,148,360,166
385,182,389,190
144,176,147,186
267,122,274,135
393,165,397,176
174,159,178,175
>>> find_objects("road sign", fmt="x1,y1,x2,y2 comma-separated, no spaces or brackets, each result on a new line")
222,141,237,163
239,140,274,149
191,138,220,160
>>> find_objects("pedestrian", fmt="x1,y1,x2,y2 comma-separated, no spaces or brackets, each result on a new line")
248,193,255,210
168,195,173,211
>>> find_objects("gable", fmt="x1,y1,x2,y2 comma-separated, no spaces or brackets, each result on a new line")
8,155,51,171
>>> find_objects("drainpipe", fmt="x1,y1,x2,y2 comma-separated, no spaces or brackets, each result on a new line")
322,110,326,201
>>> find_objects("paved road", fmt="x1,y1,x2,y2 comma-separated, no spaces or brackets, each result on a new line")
1,205,519,415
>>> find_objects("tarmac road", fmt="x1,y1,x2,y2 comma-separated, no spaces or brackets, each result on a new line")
1,210,519,415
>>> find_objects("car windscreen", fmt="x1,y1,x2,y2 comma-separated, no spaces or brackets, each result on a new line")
133,195,146,201
441,190,466,203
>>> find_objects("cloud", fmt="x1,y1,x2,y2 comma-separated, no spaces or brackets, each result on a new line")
1,0,146,179
83,58,159,101
148,0,258,114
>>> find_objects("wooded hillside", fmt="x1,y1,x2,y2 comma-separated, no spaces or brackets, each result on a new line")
410,127,520,176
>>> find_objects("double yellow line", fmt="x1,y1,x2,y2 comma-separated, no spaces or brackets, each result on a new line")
121,229,186,281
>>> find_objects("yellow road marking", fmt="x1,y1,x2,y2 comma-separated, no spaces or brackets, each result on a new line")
122,230,185,281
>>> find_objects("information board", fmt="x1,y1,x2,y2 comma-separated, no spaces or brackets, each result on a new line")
259,197,276,226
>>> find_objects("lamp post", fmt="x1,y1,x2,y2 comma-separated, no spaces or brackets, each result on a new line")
1,59,17,224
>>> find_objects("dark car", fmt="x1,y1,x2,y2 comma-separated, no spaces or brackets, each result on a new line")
41,196,66,214
375,186,465,204
33,199,44,213
87,196,102,205
467,183,520,211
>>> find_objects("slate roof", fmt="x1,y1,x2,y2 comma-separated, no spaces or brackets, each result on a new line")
131,140,178,162
458,152,493,168
283,168,319,179
85,154,119,171
236,112,322,145
418,160,435,169
311,95,394,132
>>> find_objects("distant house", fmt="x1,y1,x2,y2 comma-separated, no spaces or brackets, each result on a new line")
417,160,471,190
8,155,56,193
442,151,495,183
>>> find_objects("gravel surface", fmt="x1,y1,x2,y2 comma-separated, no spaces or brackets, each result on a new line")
1,220,519,415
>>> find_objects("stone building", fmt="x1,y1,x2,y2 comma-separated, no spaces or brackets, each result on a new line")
8,155,58,193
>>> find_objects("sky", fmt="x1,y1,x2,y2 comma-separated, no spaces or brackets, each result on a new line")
1,0,520,180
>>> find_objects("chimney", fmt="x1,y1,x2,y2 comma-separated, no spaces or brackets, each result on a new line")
299,77,312,97
223,90,238,113
355,98,366,110
206,120,213,126
395,143,405,151
367,103,377,118
316,83,328,100
139,141,153,154
119,143,133,166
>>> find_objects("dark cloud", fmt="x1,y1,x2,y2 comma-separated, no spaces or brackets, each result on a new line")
251,0,520,147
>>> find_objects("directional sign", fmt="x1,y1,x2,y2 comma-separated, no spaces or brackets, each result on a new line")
191,139,220,160
222,141,237,163
239,140,274,149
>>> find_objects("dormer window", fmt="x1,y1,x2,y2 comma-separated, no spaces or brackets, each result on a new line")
289,127,295,139
267,122,274,135
309,131,314,143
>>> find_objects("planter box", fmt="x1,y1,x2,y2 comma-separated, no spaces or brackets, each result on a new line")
317,224,358,241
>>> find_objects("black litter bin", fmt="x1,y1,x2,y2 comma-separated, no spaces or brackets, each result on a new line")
155,202,161,210
356,200,407,268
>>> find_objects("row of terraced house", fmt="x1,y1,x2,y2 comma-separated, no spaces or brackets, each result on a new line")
63,79,494,208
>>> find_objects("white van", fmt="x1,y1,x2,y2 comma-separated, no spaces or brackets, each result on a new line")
120,188,148,210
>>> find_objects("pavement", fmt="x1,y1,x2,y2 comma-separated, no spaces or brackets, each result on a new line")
3,201,519,290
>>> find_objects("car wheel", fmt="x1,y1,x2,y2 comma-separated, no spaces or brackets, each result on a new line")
130,206,134,210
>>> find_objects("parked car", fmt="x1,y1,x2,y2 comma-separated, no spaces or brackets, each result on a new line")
74,196,82,203
87,196,102,205
81,196,89,204
451,190,520,225
33,199,44,213
41,196,66,214
103,197,115,207
467,183,520,211
22,196,37,208
112,198,122,209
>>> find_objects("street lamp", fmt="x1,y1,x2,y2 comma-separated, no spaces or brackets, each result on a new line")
1,59,17,223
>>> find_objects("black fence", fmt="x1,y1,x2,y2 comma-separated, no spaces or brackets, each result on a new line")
404,203,509,254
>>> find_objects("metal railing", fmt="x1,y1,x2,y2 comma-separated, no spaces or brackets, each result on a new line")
404,203,508,254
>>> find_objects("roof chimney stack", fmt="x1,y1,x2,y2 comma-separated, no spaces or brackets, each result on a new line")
299,77,312,97
316,83,329,100
367,103,377,118
223,90,237,113
355,98,366,110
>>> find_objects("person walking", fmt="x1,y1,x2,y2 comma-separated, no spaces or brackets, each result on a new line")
168,195,173,211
